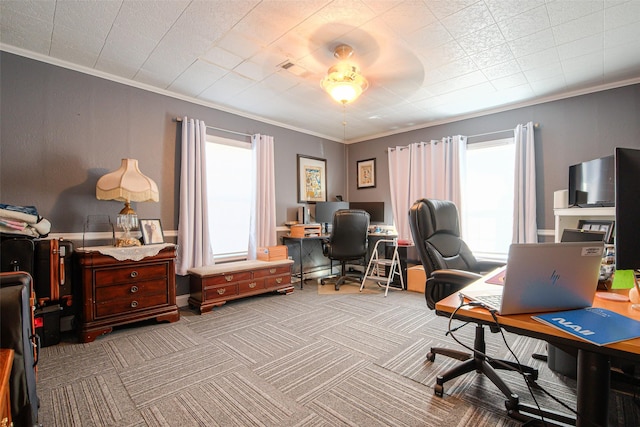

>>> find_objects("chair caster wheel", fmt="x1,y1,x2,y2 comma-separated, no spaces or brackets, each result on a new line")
426,352,435,362
434,384,444,397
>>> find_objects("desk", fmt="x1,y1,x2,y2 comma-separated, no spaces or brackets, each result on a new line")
435,290,640,426
282,233,399,289
281,235,328,288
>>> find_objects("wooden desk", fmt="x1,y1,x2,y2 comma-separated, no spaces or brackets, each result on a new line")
0,348,13,427
436,289,640,426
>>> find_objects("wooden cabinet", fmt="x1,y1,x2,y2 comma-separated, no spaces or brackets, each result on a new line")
77,246,180,343
0,349,12,427
554,207,615,242
188,260,294,314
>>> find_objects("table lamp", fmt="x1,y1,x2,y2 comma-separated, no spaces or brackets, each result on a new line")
96,159,159,247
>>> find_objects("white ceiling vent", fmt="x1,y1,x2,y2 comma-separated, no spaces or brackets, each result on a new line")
278,60,309,78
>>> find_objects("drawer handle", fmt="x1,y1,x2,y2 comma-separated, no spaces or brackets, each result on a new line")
269,268,276,274
130,301,139,308
130,271,138,278
249,282,257,289
217,288,226,295
225,275,233,282
276,277,282,284
130,285,139,293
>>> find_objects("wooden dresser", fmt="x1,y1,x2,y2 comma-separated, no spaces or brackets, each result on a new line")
0,348,13,427
77,245,180,343
188,259,294,314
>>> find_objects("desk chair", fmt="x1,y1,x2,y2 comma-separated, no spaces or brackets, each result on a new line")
321,209,369,291
408,198,538,398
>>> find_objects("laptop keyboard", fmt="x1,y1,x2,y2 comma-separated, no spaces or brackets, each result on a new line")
473,294,502,310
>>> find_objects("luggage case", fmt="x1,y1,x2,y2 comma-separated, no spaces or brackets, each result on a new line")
34,238,74,308
0,237,35,275
0,272,39,426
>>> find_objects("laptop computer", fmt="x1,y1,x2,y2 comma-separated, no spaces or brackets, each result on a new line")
460,242,604,315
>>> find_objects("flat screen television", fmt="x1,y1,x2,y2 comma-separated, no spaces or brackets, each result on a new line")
349,201,385,223
615,147,640,271
568,155,615,207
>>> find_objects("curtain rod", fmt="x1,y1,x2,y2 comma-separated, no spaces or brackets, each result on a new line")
467,122,539,139
387,122,540,152
174,117,252,138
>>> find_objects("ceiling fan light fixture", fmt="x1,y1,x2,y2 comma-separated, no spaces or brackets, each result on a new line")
321,46,369,104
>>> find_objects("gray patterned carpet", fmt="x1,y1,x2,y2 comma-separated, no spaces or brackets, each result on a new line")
37,281,639,426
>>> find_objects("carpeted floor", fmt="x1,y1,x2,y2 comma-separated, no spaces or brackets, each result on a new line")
37,281,639,426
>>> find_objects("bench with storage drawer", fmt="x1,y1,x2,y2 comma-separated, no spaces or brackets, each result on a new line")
188,259,294,314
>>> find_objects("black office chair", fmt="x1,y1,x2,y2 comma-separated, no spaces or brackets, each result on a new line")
408,198,538,398
321,209,370,291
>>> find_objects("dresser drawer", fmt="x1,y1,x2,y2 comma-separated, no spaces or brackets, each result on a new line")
95,293,169,318
202,271,252,286
94,279,167,302
204,283,238,300
239,279,265,294
94,264,167,286
253,265,290,279
266,274,290,288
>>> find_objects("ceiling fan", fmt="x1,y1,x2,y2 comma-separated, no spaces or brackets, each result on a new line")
320,44,369,105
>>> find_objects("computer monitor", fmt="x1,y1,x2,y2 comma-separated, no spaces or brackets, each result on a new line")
314,201,349,232
349,201,385,223
615,147,640,271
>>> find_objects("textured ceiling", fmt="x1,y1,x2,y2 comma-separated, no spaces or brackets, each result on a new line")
1,0,640,143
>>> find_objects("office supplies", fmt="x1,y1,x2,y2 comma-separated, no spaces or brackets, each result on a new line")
461,242,604,315
533,307,640,346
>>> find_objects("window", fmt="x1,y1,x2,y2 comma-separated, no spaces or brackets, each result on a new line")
462,137,515,259
206,135,252,259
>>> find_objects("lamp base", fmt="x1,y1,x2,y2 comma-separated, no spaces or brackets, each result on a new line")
116,237,141,247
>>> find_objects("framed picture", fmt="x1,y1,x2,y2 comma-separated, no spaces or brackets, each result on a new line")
357,158,376,189
297,155,327,203
577,219,615,243
140,219,165,245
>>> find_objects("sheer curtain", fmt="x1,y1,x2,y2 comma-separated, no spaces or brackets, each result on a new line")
176,117,214,275
248,134,277,259
388,136,466,241
512,122,537,243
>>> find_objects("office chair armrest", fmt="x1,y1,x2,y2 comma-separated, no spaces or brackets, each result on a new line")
474,260,505,274
425,269,482,310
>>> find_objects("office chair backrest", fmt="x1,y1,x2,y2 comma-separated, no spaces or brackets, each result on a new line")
327,209,370,259
408,198,480,275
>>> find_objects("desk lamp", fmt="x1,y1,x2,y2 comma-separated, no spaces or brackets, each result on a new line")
96,159,159,247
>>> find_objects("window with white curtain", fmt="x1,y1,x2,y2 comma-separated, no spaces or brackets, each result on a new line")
462,137,515,259
206,135,252,259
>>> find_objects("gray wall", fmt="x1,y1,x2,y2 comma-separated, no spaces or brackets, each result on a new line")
0,52,347,234
347,84,640,233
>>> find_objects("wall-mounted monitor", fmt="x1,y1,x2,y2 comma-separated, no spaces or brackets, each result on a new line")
568,155,615,207
349,201,385,223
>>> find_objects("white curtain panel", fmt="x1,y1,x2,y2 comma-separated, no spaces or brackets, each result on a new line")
248,134,277,260
388,146,412,241
512,122,538,243
387,136,466,242
176,117,214,275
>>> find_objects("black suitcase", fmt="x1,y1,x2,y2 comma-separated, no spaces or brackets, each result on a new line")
0,237,35,275
34,238,74,308
0,272,39,426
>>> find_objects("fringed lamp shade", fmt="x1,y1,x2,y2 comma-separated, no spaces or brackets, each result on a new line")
96,159,159,246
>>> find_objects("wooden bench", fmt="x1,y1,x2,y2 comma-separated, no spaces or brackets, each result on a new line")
188,259,294,314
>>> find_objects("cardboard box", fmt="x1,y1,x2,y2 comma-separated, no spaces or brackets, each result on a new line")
257,245,288,261
407,265,426,293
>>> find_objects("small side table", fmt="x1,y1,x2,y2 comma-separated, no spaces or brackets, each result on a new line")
76,244,180,343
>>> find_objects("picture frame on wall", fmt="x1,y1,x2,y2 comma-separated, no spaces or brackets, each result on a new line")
140,219,165,245
577,219,615,244
297,155,327,203
357,158,376,189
